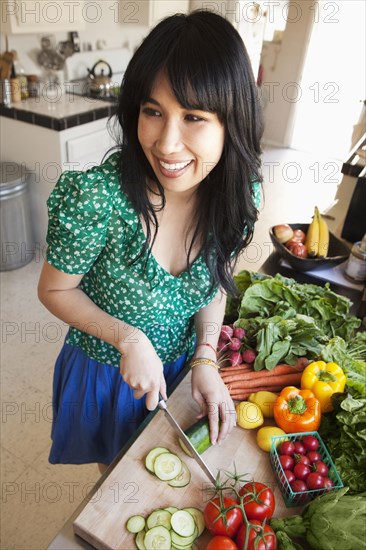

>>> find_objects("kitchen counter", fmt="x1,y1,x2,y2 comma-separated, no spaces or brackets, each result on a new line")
0,94,116,131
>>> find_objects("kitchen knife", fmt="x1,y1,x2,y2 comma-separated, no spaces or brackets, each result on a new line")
158,393,216,485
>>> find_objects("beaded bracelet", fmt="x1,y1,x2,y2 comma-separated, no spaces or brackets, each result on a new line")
190,358,220,371
195,342,217,355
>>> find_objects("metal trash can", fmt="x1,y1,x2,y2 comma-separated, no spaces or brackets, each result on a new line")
0,162,35,271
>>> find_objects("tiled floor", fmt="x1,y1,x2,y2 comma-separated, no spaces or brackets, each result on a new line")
0,147,344,549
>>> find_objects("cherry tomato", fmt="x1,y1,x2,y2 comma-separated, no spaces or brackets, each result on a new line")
306,472,326,490
307,451,322,464
236,520,277,550
294,454,310,466
279,454,295,470
204,497,243,538
323,477,334,489
206,536,239,550
313,461,329,476
302,435,319,451
239,482,275,522
284,469,295,483
290,479,307,492
278,441,295,456
293,441,306,454
294,463,311,480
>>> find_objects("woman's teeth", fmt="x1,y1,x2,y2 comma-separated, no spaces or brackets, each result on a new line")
159,160,191,171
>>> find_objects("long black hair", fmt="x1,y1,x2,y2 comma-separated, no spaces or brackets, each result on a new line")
114,10,263,296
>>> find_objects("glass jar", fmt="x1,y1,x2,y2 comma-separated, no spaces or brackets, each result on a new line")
27,75,39,98
345,235,366,282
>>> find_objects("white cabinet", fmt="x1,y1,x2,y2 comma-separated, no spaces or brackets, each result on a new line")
1,0,85,34
134,0,189,27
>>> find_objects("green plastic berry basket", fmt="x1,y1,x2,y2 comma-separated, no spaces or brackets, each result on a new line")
270,431,343,507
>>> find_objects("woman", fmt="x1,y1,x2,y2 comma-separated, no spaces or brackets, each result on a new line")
38,10,263,472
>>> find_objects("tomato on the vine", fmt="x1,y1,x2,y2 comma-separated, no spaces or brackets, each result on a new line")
206,536,239,550
204,497,243,538
238,482,275,521
236,520,277,550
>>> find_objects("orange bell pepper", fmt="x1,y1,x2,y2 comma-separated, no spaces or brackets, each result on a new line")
273,386,321,433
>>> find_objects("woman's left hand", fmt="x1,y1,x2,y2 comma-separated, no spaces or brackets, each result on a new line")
191,363,236,445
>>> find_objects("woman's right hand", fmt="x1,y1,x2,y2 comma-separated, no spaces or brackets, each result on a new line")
118,330,167,410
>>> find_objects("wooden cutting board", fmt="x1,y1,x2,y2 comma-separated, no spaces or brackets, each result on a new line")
73,372,300,549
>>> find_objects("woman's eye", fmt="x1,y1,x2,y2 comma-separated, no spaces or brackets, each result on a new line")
142,107,161,117
185,114,204,122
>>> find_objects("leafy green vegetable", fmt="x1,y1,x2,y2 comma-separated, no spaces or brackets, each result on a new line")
321,335,366,397
319,394,366,493
271,488,366,550
230,271,361,371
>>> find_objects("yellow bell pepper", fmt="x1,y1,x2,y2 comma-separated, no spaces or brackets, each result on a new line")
301,360,346,413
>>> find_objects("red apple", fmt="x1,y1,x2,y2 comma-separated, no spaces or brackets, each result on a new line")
292,229,306,243
273,224,294,243
286,240,308,258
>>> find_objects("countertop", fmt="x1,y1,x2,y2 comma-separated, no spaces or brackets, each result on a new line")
0,93,116,131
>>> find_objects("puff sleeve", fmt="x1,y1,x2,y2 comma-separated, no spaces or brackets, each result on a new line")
46,168,113,274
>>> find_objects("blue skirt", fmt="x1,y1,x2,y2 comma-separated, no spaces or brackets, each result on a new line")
49,342,188,465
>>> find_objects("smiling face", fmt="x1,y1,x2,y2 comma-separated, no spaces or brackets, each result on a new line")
137,74,225,196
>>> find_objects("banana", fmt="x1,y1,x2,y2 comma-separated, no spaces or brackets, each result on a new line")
305,206,319,257
317,208,329,257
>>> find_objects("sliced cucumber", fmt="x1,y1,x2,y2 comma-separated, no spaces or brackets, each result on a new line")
171,510,196,538
135,530,146,550
170,526,198,547
153,452,182,481
168,462,191,488
146,509,172,530
145,447,170,473
164,506,179,514
182,507,205,537
144,525,171,550
179,416,213,456
126,514,145,534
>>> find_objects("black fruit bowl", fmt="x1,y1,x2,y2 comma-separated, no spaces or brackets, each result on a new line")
269,223,350,272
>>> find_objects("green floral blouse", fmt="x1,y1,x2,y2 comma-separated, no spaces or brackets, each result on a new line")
46,153,261,367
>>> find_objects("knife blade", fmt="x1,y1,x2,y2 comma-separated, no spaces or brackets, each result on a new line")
158,393,216,485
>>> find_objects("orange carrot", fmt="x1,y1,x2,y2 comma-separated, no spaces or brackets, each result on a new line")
220,363,306,384
226,372,302,390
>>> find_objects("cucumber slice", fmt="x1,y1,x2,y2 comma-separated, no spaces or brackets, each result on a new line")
182,507,205,537
146,509,172,530
171,510,196,537
135,530,146,550
168,462,191,488
153,452,182,481
126,514,145,533
164,506,179,514
170,527,198,547
145,447,170,473
144,526,171,550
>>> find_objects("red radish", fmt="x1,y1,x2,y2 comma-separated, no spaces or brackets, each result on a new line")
220,325,234,341
233,327,246,340
228,351,242,366
217,339,229,352
229,337,242,351
242,349,256,363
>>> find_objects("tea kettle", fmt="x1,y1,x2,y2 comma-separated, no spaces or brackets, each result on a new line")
87,60,113,97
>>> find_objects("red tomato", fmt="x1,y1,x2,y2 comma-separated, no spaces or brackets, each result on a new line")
306,473,326,490
307,451,322,464
206,536,239,550
302,435,319,451
294,463,311,480
204,497,243,538
239,482,275,522
290,479,307,492
293,441,306,455
313,461,329,476
295,454,310,466
323,477,334,488
284,469,295,483
236,520,277,550
278,441,295,456
279,454,295,470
